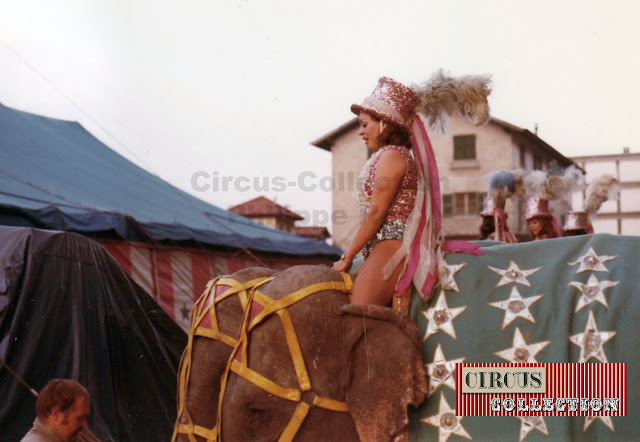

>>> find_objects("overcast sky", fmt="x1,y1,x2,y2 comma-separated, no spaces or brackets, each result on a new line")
1,0,639,229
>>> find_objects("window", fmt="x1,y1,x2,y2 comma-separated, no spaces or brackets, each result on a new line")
533,155,543,170
453,135,476,160
476,192,486,213
443,192,484,217
519,146,526,168
443,194,453,218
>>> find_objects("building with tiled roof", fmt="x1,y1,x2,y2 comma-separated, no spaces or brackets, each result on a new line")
229,196,303,233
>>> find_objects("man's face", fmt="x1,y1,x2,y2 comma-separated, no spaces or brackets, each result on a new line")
50,396,90,441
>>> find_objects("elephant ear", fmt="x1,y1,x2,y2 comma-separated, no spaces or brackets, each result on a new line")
340,304,427,441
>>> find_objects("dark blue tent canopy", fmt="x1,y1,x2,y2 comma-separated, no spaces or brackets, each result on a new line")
0,103,341,257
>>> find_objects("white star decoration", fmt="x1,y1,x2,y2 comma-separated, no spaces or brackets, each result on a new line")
425,344,465,397
584,415,615,432
489,287,543,330
568,247,617,273
488,261,541,287
494,327,550,363
422,291,467,341
421,392,472,442
570,310,616,363
440,262,466,292
517,415,548,441
569,274,619,312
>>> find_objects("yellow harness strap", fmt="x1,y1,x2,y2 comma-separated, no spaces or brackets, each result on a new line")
172,275,272,442
216,273,353,442
193,277,269,346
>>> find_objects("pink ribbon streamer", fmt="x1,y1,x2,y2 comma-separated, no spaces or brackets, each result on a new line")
395,115,484,299
442,240,483,255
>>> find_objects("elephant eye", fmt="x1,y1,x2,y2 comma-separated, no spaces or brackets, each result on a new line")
246,406,273,427
245,404,285,437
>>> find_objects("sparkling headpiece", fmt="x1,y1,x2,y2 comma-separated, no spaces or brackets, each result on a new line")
351,77,420,130
525,197,553,220
480,194,504,216
563,210,592,231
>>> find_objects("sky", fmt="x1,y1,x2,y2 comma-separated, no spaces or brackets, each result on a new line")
1,0,639,230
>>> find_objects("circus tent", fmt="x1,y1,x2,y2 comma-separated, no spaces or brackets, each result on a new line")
0,103,341,329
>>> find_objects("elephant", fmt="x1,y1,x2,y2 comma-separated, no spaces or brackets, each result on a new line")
174,264,427,441
174,266,276,441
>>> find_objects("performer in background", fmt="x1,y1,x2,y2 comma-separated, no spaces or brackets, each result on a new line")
525,197,559,240
563,174,619,236
333,72,490,305
478,170,522,243
523,166,583,241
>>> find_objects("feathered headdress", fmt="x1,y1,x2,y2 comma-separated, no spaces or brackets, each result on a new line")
547,165,586,214
583,175,619,214
413,69,493,132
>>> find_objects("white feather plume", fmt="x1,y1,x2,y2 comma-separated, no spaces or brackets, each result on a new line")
524,170,549,198
583,175,620,214
413,69,492,132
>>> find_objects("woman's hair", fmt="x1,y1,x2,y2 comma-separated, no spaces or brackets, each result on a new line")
370,114,412,148
529,215,558,239
478,216,495,240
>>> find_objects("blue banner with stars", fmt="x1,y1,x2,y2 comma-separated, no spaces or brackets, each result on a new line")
408,233,639,441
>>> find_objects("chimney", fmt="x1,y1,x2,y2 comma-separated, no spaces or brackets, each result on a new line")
534,123,538,135
623,147,630,154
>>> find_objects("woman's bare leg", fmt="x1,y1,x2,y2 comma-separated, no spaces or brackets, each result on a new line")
351,239,405,306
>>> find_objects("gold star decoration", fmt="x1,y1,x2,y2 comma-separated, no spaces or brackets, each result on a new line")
422,290,467,341
517,415,549,442
489,286,543,330
439,262,466,292
568,247,617,273
569,274,619,312
421,392,472,442
570,310,616,363
425,343,465,397
488,261,541,287
584,415,615,432
494,327,550,363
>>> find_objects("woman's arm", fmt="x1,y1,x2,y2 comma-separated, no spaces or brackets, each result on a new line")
333,149,407,270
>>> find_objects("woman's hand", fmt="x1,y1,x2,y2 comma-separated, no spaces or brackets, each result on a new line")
332,255,353,273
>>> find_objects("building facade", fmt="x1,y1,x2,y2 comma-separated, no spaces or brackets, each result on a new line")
312,116,575,250
570,148,640,235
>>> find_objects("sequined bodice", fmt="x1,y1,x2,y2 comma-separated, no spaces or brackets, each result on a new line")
362,145,418,224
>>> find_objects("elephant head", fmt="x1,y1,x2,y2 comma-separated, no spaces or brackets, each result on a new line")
174,266,276,442
219,265,427,441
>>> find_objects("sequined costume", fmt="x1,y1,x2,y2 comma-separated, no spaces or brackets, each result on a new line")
359,145,418,258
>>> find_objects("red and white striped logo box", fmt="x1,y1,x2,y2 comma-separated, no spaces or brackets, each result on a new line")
456,363,627,416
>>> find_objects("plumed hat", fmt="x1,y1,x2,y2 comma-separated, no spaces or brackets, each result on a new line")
352,70,492,132
562,174,619,232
